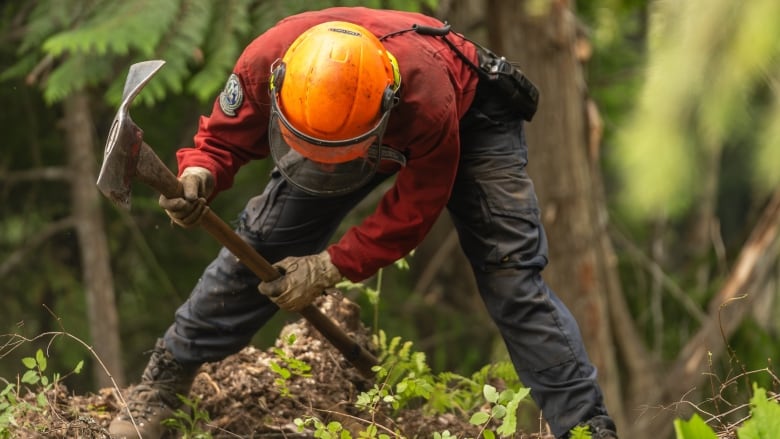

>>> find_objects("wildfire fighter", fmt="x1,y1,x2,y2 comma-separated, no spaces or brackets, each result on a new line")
109,7,618,439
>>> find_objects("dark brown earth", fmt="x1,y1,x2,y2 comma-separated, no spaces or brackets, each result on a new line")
9,292,553,438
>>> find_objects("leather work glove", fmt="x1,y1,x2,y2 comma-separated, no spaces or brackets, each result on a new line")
158,166,215,228
258,250,343,312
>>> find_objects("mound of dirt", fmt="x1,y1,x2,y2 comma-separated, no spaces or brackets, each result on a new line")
10,292,551,438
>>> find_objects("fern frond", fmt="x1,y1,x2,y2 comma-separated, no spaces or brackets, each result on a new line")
139,0,215,104
42,0,181,57
0,55,38,82
188,0,253,102
100,0,212,106
412,351,430,374
43,54,113,104
4,0,90,83
18,0,87,54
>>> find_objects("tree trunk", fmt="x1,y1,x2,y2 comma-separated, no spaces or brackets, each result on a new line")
63,92,125,388
483,0,627,431
435,3,780,439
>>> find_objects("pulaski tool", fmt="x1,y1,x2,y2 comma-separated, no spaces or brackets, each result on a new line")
97,60,377,377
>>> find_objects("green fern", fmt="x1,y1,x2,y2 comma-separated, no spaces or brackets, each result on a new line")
188,0,254,102
369,330,527,423
43,54,114,103
4,0,260,106
17,1,84,54
152,0,213,101
568,425,594,439
42,0,180,57
161,395,213,439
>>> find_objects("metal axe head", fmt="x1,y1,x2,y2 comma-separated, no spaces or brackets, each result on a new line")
97,60,166,210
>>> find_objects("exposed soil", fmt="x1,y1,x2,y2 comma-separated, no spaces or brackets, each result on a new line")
8,292,553,438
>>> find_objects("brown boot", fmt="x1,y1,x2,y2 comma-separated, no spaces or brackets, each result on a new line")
109,339,200,439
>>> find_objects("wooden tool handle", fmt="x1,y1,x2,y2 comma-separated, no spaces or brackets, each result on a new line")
137,142,377,377
200,211,377,376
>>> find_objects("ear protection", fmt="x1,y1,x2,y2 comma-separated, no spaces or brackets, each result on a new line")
269,60,285,93
384,50,401,111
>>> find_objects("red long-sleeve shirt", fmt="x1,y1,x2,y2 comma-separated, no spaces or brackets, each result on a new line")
177,7,479,281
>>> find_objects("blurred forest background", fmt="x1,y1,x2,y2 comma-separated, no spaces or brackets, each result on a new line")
2,1,780,438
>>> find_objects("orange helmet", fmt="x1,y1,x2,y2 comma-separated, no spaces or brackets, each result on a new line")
269,21,404,196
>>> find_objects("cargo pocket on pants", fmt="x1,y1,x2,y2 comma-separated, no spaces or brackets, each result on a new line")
451,165,546,269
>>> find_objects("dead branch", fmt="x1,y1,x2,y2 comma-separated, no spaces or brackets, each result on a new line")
631,187,780,436
610,227,708,323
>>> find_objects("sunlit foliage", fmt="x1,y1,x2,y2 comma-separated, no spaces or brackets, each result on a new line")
615,0,780,218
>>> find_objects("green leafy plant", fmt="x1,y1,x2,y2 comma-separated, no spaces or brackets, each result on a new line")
674,414,717,439
291,258,530,438
430,363,522,417
568,424,594,439
269,333,312,397
368,331,433,413
468,384,531,438
290,330,529,438
162,395,212,439
355,332,529,437
370,331,524,416
294,416,354,439
0,349,83,438
20,349,52,409
674,383,780,439
343,257,527,437
357,423,394,439
738,384,780,438
0,382,25,438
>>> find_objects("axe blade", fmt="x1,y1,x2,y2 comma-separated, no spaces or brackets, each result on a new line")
97,60,166,210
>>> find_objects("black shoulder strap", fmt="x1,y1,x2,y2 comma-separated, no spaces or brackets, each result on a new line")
379,23,485,79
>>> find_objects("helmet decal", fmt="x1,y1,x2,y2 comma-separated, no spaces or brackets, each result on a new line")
219,73,244,117
328,27,361,37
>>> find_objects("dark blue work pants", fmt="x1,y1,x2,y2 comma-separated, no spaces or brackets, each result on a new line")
163,83,608,438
